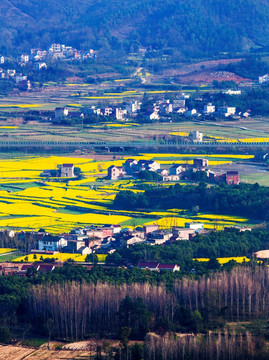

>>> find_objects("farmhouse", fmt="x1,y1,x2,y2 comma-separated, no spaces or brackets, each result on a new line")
218,106,236,117
123,159,138,174
185,222,204,230
63,240,91,255
107,165,124,180
137,261,159,271
137,261,180,272
170,164,184,175
158,264,180,272
226,171,239,185
172,227,196,240
143,224,159,234
137,160,160,172
55,107,69,120
193,158,209,168
60,164,75,177
191,131,203,142
204,103,215,114
163,175,180,181
38,235,67,252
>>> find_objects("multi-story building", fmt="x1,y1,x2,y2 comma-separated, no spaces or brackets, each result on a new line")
204,103,215,113
107,166,124,180
218,106,236,117
38,235,67,251
193,158,208,168
226,171,239,185
60,164,75,177
191,131,203,142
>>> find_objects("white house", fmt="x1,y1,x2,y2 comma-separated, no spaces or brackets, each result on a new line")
123,159,138,174
107,166,124,180
126,101,141,113
191,131,203,142
204,104,215,114
38,236,67,251
137,160,160,172
185,109,197,117
185,222,204,231
223,89,241,95
21,55,29,63
34,62,47,70
218,106,236,117
259,74,269,84
147,111,159,120
55,107,69,119
114,108,127,120
60,164,75,177
170,164,184,175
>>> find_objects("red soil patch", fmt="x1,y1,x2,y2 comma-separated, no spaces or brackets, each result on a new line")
66,76,84,82
180,69,250,84
163,58,244,77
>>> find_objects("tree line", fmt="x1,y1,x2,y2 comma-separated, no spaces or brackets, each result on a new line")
113,183,269,219
26,266,269,340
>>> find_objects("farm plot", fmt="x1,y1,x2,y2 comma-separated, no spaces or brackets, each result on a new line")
0,154,253,233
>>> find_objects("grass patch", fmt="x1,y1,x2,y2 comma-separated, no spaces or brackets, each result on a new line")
241,173,269,186
0,251,26,262
121,218,156,227
58,207,87,215
22,337,48,348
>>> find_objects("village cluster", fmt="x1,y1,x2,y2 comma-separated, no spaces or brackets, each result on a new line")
0,219,252,277
107,157,240,185
0,43,96,90
55,94,250,123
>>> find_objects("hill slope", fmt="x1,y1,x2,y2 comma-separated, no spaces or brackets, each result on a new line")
1,0,269,56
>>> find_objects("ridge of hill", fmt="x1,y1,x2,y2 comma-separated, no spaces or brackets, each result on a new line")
1,0,269,57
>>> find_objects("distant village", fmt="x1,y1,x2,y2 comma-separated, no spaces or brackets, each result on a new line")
107,157,240,185
0,220,251,277
53,94,251,124
0,43,96,90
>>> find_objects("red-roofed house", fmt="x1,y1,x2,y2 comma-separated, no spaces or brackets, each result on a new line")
158,264,180,272
38,264,55,273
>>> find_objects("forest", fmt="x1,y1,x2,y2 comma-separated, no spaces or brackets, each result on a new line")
2,0,269,56
0,266,268,344
114,183,269,219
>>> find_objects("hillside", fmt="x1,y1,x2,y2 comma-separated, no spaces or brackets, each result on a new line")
1,0,269,56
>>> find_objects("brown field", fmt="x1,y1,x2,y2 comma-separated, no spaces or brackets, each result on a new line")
0,345,89,360
179,69,249,85
162,58,243,77
0,118,268,144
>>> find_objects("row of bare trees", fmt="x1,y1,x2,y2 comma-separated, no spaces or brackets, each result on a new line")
174,266,269,321
28,266,269,340
145,331,266,360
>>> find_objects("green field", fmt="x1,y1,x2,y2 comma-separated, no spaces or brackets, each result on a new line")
241,173,269,186
0,119,268,144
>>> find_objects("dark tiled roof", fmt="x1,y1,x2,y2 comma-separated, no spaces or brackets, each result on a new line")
158,264,177,269
138,261,159,268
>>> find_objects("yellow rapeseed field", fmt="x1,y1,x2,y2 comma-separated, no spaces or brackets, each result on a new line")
0,248,17,254
194,257,251,264
13,253,107,262
0,155,250,233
